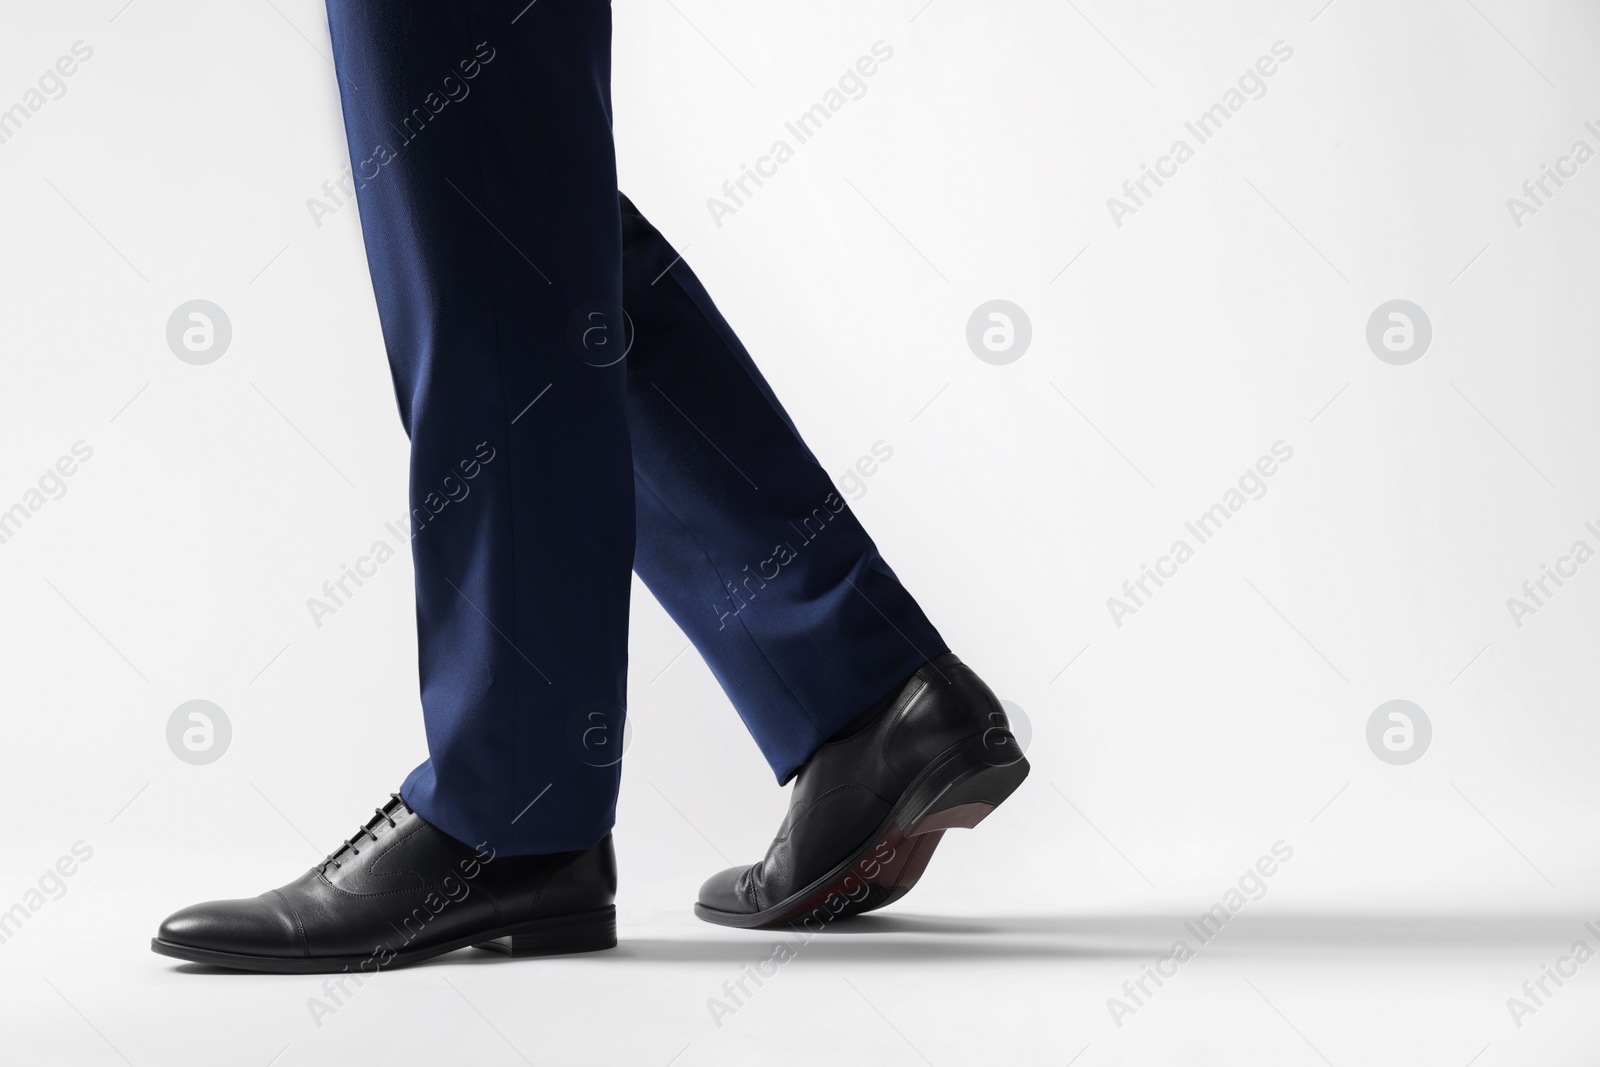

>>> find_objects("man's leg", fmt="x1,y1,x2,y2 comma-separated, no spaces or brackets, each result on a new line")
150,0,631,972
617,197,1029,928
619,196,948,782
327,0,633,856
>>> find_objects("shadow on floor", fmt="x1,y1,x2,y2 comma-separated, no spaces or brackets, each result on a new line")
166,911,1588,973
429,910,1590,968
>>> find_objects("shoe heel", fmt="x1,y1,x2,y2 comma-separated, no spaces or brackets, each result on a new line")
473,906,617,958
897,741,1030,837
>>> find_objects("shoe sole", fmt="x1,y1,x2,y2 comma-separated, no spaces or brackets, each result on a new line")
150,905,617,974
694,737,1030,929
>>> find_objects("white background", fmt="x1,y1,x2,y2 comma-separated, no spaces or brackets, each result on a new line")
1,0,1598,1063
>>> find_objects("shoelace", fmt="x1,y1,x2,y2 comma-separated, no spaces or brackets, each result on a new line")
318,793,410,873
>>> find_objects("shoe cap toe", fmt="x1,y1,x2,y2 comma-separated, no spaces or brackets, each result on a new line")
696,865,757,914
157,894,303,958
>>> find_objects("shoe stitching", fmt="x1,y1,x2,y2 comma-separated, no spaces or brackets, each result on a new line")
769,782,893,849
270,888,311,958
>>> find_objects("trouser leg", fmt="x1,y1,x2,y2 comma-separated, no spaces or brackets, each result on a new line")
620,197,949,783
325,0,632,854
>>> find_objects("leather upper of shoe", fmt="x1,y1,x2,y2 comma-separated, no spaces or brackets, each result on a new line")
158,795,616,960
698,653,1011,915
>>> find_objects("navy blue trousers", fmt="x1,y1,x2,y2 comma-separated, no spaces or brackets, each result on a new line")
324,0,947,854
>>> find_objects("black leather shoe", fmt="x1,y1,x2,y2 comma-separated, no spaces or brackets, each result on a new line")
152,794,617,973
696,653,1028,928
